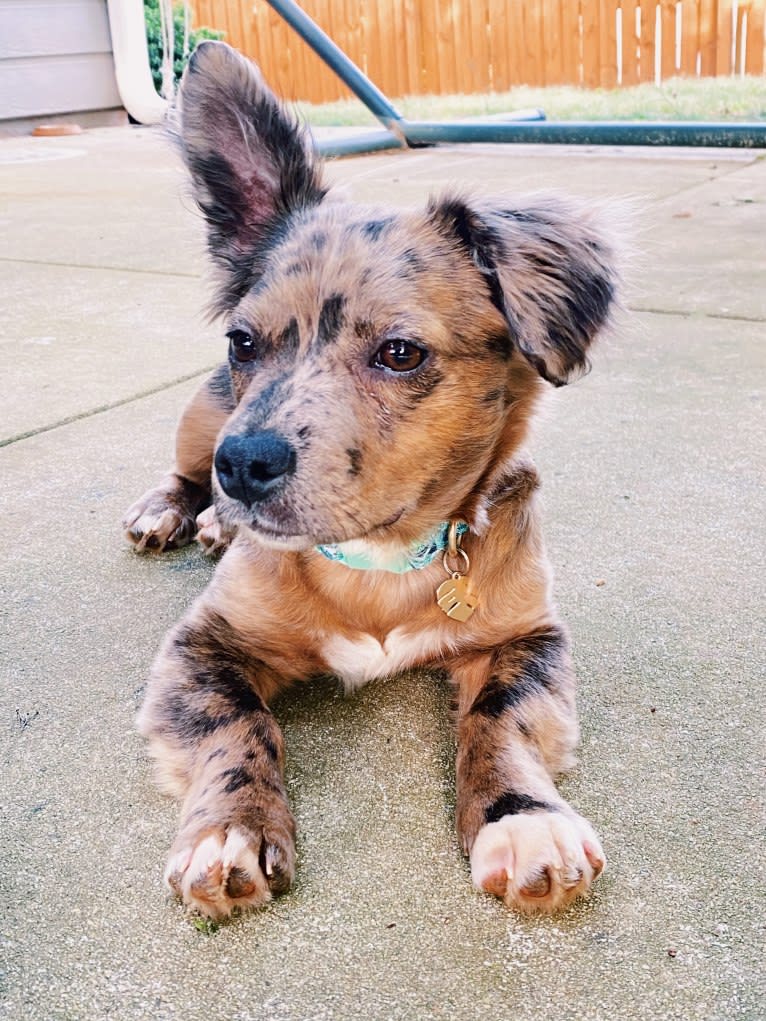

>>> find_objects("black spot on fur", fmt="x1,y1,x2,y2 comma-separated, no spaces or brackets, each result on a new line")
248,373,292,423
485,329,512,360
354,319,376,341
360,217,393,241
186,150,250,258
547,268,615,378
285,261,304,276
165,704,235,741
485,792,554,824
487,463,541,504
226,866,254,899
406,367,444,404
263,736,279,762
429,197,510,331
163,617,274,742
220,765,253,794
482,386,505,405
470,629,566,717
206,747,227,764
496,208,552,227
208,206,295,315
297,425,311,440
400,248,424,274
309,231,326,251
315,293,347,349
347,448,363,477
418,474,443,503
208,363,236,409
245,716,280,762
277,317,300,358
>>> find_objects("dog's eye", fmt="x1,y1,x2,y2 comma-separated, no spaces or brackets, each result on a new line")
227,329,257,363
372,340,427,373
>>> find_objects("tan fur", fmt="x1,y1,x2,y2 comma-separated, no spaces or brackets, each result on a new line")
125,41,620,919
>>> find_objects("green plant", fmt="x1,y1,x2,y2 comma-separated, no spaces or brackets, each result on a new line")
144,0,223,93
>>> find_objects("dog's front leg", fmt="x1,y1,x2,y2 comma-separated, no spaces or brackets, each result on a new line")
452,626,605,913
137,612,295,919
124,364,234,553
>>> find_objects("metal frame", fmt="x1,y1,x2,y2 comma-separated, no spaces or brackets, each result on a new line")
266,0,766,155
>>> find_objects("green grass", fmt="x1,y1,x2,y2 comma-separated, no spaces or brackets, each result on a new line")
297,75,766,127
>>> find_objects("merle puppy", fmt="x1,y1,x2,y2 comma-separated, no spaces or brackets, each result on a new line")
125,41,619,920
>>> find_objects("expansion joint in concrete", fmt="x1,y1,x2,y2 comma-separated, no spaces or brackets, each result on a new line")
0,366,217,449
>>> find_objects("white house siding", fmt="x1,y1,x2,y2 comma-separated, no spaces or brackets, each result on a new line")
0,0,121,122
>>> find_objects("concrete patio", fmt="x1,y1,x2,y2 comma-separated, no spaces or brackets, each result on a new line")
1,126,764,1021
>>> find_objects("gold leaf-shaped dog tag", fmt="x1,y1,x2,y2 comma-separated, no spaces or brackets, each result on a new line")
436,573,478,622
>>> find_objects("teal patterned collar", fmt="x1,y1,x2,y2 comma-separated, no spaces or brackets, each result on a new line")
316,521,468,574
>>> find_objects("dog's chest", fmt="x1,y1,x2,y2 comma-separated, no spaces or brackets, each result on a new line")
321,626,448,692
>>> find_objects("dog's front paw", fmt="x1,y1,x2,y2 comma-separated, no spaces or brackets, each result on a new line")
123,477,205,553
470,810,605,914
195,505,236,556
165,819,295,920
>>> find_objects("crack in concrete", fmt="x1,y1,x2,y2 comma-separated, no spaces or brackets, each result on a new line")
0,256,199,279
629,305,765,323
0,365,217,450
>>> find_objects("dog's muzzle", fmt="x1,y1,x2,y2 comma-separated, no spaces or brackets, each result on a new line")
214,431,296,506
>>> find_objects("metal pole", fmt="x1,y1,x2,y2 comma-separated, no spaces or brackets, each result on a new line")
264,0,406,138
402,120,766,148
315,128,404,157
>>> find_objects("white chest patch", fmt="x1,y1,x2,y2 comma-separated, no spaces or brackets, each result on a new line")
322,627,451,692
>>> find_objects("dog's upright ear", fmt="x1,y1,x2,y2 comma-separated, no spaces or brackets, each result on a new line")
430,195,620,386
174,41,326,307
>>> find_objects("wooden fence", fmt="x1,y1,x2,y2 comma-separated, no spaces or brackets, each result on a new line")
191,1,766,103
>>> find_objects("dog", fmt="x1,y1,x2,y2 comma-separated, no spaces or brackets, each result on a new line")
124,40,619,920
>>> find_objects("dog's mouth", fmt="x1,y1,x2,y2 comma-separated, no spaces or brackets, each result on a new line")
236,506,406,551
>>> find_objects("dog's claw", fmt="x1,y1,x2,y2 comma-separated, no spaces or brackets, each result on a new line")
194,505,235,556
123,479,202,554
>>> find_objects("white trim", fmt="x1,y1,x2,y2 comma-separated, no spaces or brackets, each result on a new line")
106,0,167,124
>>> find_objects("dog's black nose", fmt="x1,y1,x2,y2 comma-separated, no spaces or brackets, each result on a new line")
214,431,296,505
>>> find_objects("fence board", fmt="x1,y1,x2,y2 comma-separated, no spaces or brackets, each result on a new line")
582,0,602,84
560,0,582,84
435,0,459,95
540,0,562,85
190,0,766,103
660,0,678,77
717,0,735,73
744,0,766,71
621,1,641,83
469,0,492,93
680,0,700,75
504,2,528,85
487,0,510,90
698,0,719,73
639,1,658,82
402,0,423,95
523,0,546,84
599,0,619,85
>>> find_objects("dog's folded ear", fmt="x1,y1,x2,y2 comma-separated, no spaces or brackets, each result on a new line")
174,41,326,295
430,195,620,386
